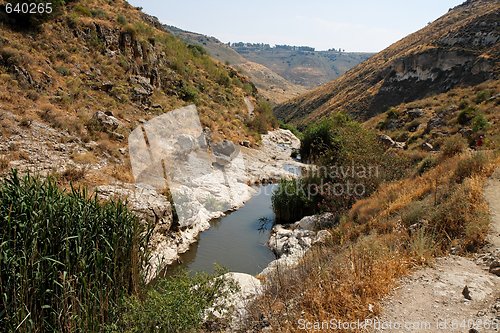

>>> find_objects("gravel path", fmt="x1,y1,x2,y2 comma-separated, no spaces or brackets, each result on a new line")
372,169,500,333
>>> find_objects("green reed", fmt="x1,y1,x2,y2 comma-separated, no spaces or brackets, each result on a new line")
0,170,144,332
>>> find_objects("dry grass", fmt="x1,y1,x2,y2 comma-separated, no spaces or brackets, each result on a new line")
246,151,499,332
61,166,86,183
0,155,9,173
72,152,98,164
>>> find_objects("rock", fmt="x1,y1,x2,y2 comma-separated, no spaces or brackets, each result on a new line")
176,134,198,155
426,116,445,132
208,272,262,329
294,213,336,231
378,134,396,146
314,230,332,244
406,108,424,119
489,261,500,276
212,140,240,167
100,81,114,92
197,132,208,149
111,132,125,141
97,184,172,231
129,75,153,103
240,140,251,148
462,285,472,300
119,148,127,155
90,111,121,132
421,142,434,151
379,134,406,149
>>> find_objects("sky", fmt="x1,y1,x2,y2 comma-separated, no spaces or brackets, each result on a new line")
127,0,465,52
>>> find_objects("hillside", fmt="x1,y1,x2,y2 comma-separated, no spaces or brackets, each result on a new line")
275,0,499,126
0,0,271,185
232,43,373,87
165,25,307,103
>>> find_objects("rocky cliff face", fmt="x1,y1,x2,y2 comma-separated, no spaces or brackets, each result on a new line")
275,0,499,125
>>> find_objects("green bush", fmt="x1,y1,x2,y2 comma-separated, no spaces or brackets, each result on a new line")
472,113,490,132
475,90,491,104
272,178,316,224
457,106,476,125
299,117,341,163
0,170,145,332
248,99,278,134
74,4,92,16
417,157,437,175
188,44,207,57
117,14,127,25
115,268,238,333
274,114,411,222
180,83,198,102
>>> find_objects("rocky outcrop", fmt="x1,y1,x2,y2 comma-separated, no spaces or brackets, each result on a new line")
207,273,263,330
261,213,334,276
378,134,406,150
88,111,121,133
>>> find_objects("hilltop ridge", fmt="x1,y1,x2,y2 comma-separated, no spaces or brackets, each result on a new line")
275,0,499,125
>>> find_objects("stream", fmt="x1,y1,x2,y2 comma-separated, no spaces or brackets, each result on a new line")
176,184,278,275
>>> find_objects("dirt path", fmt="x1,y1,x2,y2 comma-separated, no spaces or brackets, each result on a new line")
484,169,500,248
373,170,500,333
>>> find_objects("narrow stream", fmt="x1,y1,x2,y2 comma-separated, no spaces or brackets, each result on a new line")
176,184,278,275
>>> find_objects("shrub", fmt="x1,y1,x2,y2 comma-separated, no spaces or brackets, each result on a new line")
61,166,86,182
417,157,437,175
180,83,198,102
299,117,340,163
431,177,489,251
454,152,489,183
441,135,467,158
401,200,428,227
55,66,71,76
272,178,316,224
475,90,491,104
457,106,476,125
247,99,278,134
116,268,238,332
117,14,127,25
73,4,92,16
188,44,207,57
472,113,490,132
0,170,144,332
0,156,9,172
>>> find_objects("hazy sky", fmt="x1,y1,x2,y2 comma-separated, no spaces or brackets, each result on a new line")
127,0,465,52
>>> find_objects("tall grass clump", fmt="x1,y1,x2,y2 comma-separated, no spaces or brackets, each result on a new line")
271,178,316,224
0,170,144,332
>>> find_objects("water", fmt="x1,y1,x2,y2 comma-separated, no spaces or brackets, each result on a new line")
177,184,278,275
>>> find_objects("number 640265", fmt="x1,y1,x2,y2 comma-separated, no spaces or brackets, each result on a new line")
5,2,53,14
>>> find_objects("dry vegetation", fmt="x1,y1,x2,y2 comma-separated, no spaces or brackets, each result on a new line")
0,0,271,189
246,147,499,332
